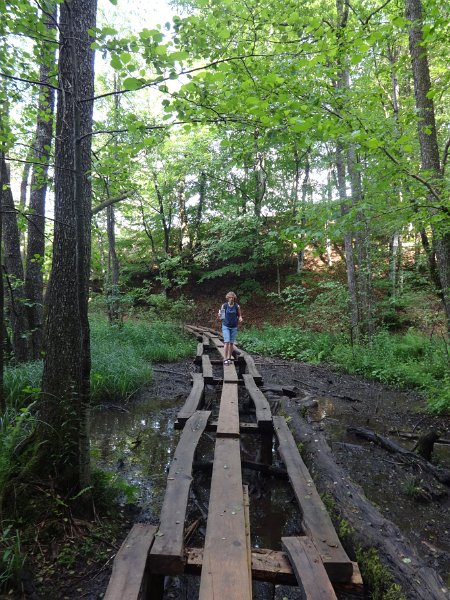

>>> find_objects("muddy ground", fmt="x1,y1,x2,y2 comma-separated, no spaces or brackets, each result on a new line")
23,354,450,600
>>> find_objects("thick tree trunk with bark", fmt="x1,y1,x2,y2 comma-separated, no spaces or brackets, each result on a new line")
406,0,450,330
24,4,57,359
1,157,31,362
0,149,4,411
39,0,96,493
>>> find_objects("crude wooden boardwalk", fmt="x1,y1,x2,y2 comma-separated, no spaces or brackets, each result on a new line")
104,325,363,599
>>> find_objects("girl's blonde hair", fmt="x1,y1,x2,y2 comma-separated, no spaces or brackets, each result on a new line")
225,291,237,300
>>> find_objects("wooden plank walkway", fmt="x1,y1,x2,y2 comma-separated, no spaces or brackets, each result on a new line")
176,373,205,425
104,524,157,600
273,416,353,583
282,536,338,599
216,382,240,437
106,325,363,599
243,374,272,430
150,411,211,574
199,437,252,600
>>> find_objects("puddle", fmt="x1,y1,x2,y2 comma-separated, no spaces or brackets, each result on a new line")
308,394,450,581
90,396,180,520
90,393,301,549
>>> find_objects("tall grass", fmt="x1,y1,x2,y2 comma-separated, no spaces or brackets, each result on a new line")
4,316,194,405
239,326,450,412
89,316,193,401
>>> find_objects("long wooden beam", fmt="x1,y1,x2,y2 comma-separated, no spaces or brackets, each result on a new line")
199,437,252,600
149,411,211,574
273,416,353,583
104,524,157,600
176,373,205,425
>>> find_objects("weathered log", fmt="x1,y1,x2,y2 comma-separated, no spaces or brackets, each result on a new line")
347,426,450,485
389,430,450,446
413,431,440,461
282,404,449,600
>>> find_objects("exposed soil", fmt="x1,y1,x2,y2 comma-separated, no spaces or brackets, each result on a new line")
20,352,450,599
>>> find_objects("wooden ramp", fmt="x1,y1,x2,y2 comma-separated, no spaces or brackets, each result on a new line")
106,325,361,600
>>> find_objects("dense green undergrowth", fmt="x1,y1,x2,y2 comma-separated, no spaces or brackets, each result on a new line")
239,325,450,412
4,315,193,406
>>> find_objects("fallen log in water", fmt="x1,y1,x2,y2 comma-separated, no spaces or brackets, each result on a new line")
347,426,450,485
281,404,449,600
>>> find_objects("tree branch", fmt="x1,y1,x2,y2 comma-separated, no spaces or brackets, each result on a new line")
0,72,61,91
91,191,134,215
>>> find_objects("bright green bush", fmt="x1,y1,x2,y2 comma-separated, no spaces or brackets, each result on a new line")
239,326,450,412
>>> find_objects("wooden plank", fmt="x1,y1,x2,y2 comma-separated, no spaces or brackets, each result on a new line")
243,485,252,600
104,524,156,600
202,334,210,346
201,354,213,383
210,335,224,349
185,548,363,593
223,359,239,383
242,352,263,384
149,411,211,574
243,374,272,430
282,537,338,599
216,383,240,438
199,438,252,600
176,373,205,424
273,416,353,583
206,421,260,434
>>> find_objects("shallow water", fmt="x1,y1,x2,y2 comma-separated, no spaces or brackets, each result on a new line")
91,397,180,520
90,393,301,549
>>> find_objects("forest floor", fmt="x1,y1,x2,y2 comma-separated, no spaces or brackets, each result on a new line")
21,349,450,600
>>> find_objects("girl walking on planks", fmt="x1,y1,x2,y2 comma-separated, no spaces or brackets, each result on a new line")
218,291,243,365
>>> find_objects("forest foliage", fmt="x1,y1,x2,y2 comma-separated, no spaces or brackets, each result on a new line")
0,0,449,570
0,0,450,593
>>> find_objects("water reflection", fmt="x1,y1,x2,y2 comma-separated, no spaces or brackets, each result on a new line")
90,397,180,519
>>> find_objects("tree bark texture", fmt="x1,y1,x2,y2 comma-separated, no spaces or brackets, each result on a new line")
347,146,374,340
1,157,31,362
40,0,96,493
0,150,4,411
24,3,57,360
282,404,449,600
406,0,450,329
106,204,121,323
335,145,360,342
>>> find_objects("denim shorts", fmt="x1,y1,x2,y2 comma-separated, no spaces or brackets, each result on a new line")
222,325,238,343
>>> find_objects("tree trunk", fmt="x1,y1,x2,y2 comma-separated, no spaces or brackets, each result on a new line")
192,171,206,251
1,157,31,362
406,0,450,330
347,146,374,339
0,149,4,412
177,178,189,252
106,204,121,324
336,145,360,343
296,154,310,275
154,176,171,255
253,130,266,217
24,3,57,360
39,0,96,494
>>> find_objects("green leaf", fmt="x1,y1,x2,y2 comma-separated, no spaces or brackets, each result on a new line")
123,77,143,91
110,55,122,70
